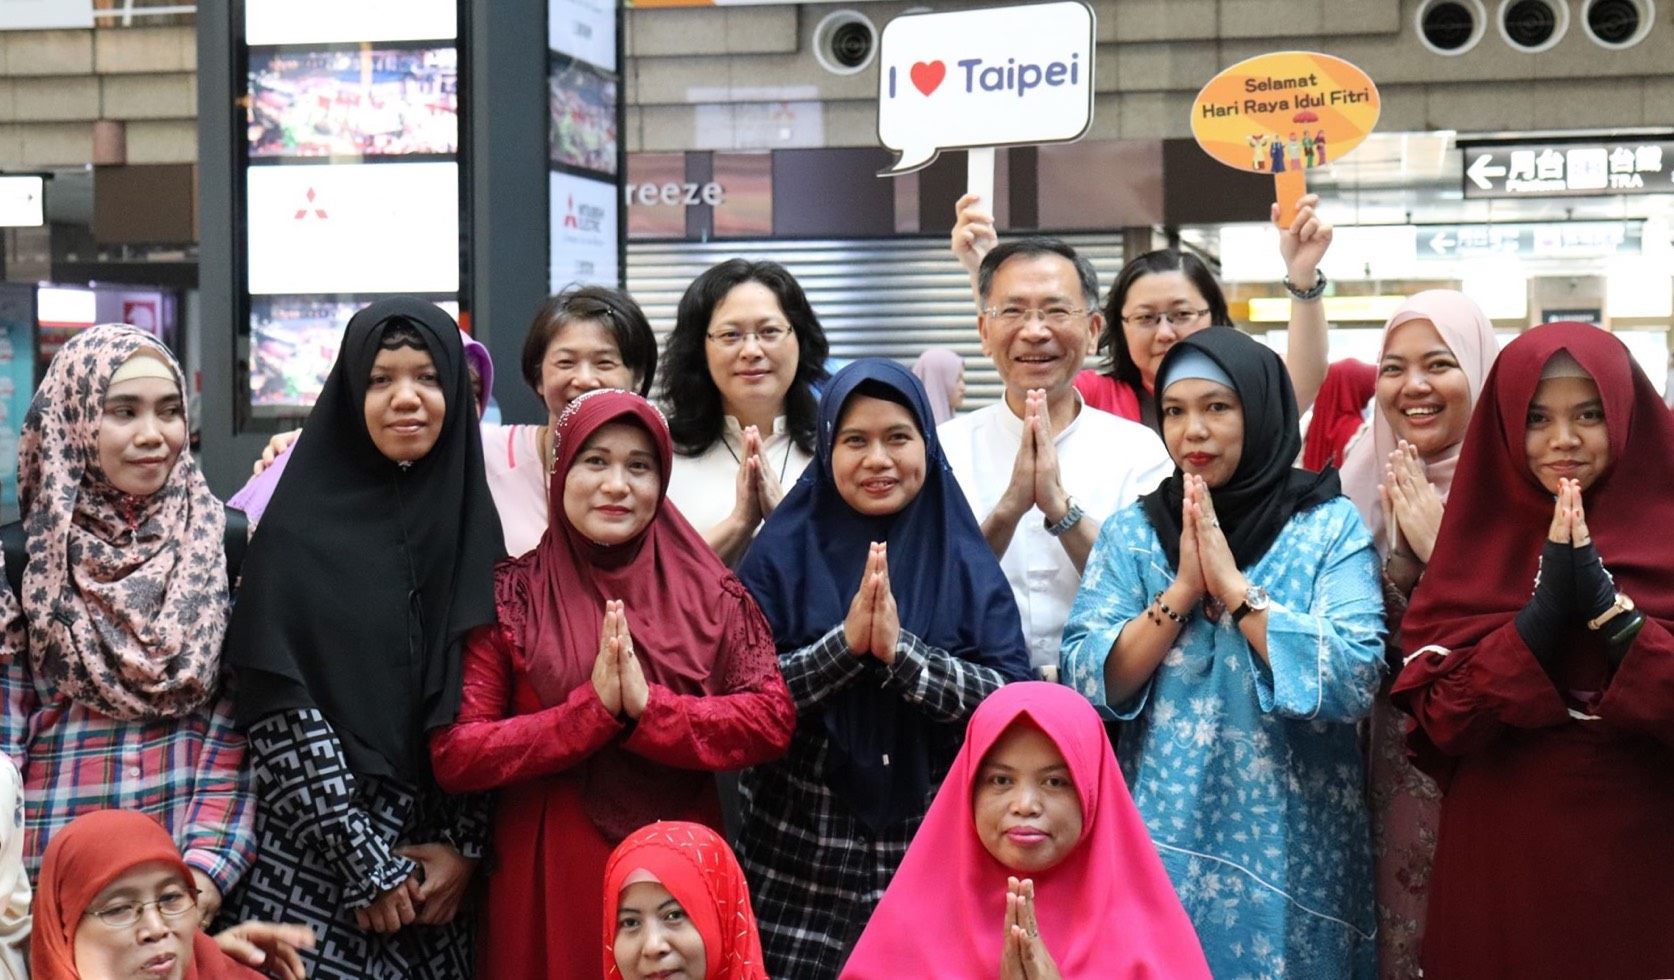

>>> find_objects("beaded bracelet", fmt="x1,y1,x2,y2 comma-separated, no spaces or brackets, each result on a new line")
1145,591,1189,627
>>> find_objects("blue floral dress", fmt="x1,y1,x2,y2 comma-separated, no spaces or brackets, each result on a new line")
1062,498,1385,980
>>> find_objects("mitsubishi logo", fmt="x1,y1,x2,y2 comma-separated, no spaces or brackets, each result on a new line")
294,187,329,220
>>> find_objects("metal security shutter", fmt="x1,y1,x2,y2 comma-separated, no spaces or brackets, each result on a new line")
627,234,1126,411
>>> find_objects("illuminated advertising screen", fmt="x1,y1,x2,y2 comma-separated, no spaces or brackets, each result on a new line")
248,46,457,158
244,0,456,45
549,0,616,72
549,56,618,176
249,295,460,410
246,162,460,295
550,171,619,288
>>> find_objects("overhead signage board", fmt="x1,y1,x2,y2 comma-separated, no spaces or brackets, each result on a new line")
1417,221,1643,260
0,175,45,228
1460,139,1673,199
874,2,1095,176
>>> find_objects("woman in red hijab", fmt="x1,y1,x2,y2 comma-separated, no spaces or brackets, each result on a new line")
843,682,1209,979
31,809,313,980
1393,322,1674,979
602,821,767,980
429,390,795,980
1301,358,1376,471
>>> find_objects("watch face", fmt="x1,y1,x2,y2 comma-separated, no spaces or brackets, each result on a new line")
1246,585,1271,610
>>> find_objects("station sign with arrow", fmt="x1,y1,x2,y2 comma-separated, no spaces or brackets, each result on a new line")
1460,138,1674,199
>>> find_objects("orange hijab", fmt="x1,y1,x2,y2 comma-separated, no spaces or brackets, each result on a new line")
31,810,261,980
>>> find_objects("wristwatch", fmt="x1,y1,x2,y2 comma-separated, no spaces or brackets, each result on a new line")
1587,592,1635,631
1044,497,1085,537
1231,584,1270,625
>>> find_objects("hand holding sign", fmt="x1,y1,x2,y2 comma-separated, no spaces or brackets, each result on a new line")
1191,52,1380,227
876,2,1096,179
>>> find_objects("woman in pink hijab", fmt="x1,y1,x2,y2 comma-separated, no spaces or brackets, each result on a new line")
842,682,1208,980
909,348,965,426
1337,289,1498,979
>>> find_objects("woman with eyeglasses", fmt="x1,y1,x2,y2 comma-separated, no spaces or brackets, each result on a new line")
659,259,831,566
953,194,1335,430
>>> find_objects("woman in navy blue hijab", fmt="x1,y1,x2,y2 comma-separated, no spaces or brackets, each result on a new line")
733,357,1030,977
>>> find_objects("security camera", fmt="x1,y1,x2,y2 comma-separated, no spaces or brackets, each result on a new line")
813,9,877,75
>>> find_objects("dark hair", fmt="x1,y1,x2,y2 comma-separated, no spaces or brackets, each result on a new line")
520,285,658,397
1099,250,1233,389
976,237,1100,310
660,258,830,457
377,318,426,351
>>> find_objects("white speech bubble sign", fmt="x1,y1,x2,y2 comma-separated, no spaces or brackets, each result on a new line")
876,2,1096,177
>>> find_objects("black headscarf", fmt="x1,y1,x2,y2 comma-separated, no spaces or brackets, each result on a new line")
1140,328,1340,571
227,297,504,783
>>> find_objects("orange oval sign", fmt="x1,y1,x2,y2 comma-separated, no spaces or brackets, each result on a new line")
1190,51,1380,175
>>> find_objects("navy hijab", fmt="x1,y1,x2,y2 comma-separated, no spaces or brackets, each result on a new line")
738,358,1030,832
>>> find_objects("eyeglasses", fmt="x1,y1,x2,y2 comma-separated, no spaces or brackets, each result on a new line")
982,307,1089,328
1122,310,1211,329
705,326,792,349
85,891,197,928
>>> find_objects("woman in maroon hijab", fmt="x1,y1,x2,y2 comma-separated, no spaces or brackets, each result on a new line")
1392,322,1674,979
428,390,795,980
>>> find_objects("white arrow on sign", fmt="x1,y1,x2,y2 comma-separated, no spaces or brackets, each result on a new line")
1467,153,1508,190
1429,231,1456,253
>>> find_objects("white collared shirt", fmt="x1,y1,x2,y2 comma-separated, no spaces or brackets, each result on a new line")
667,415,813,534
939,398,1173,668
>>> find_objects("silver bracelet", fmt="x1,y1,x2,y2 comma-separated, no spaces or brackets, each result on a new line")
1282,269,1327,301
1044,497,1084,537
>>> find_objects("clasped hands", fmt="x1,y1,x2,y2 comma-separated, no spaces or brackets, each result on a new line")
354,840,477,935
1379,440,1445,566
999,877,1062,980
997,390,1073,527
843,542,901,665
1170,474,1247,617
729,424,787,529
592,599,650,719
1533,477,1615,623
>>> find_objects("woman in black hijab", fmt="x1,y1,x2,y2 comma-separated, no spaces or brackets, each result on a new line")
219,297,504,980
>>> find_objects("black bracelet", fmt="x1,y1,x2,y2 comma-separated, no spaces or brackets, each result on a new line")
1146,592,1189,626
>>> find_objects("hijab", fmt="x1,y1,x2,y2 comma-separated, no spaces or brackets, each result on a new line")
1140,328,1340,571
1339,290,1499,553
602,821,768,980
227,328,493,525
31,809,262,980
738,358,1031,832
843,683,1211,979
910,348,963,425
495,389,778,841
226,297,503,784
9,325,227,720
1302,358,1376,471
1399,322,1674,670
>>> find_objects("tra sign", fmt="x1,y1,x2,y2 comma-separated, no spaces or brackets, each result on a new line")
875,2,1095,176
1461,140,1673,199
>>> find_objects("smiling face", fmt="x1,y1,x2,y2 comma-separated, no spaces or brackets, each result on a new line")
364,345,446,463
1119,271,1214,390
562,420,661,546
540,318,637,421
704,280,800,421
979,253,1101,407
1524,374,1611,494
1161,378,1245,489
73,861,198,980
831,394,928,518
972,720,1084,875
96,374,187,497
1376,319,1473,458
612,880,706,980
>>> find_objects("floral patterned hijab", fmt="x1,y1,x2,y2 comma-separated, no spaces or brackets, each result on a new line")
10,325,227,719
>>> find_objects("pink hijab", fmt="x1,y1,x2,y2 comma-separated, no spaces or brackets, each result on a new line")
910,348,963,425
842,683,1209,979
1338,290,1498,553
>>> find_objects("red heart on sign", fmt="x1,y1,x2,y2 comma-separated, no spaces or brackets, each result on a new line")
910,60,945,96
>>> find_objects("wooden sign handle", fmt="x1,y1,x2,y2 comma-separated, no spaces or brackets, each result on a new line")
1274,168,1307,228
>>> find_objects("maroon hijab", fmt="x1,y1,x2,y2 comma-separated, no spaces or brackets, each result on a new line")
493,389,775,839
1400,322,1674,665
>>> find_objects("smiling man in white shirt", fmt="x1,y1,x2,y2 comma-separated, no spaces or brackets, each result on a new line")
939,238,1173,673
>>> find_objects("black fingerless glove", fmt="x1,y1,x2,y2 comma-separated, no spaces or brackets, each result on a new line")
1571,542,1617,624
1515,539,1576,670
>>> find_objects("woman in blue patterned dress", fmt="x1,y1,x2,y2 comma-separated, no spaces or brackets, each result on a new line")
1061,327,1385,978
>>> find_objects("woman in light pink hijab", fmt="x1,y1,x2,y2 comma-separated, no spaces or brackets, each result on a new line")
910,348,965,426
1338,289,1498,979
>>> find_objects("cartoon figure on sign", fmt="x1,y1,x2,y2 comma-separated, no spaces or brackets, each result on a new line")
1287,132,1303,171
1269,136,1287,173
1315,129,1328,165
1247,133,1270,171
1303,132,1316,168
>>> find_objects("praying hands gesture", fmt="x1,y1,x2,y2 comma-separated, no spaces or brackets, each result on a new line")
843,542,901,665
591,599,651,719
999,877,1062,980
1380,440,1446,564
712,425,786,565
987,389,1078,546
1178,475,1248,616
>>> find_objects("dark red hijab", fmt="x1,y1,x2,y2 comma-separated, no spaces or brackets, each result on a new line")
1400,322,1674,665
1302,358,1376,471
493,389,776,840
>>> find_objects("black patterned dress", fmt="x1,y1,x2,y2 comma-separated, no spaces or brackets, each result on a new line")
218,708,488,980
